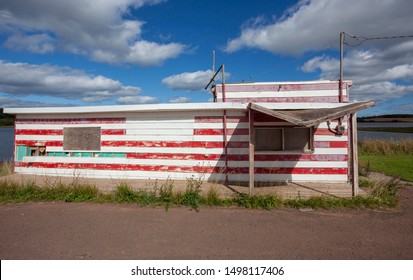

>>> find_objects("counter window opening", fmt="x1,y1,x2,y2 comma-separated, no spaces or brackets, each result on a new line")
255,126,313,153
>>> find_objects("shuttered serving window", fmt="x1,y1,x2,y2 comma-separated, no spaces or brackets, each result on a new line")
255,127,312,152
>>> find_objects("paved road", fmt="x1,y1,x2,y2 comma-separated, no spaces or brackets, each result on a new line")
1,187,412,260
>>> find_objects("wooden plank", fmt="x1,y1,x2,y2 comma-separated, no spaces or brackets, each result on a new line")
249,109,255,196
222,90,344,98
351,113,359,196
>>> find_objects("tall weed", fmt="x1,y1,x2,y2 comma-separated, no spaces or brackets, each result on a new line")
358,139,413,156
182,176,205,211
0,161,13,176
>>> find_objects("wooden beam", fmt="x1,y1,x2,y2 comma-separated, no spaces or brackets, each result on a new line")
350,113,359,196
249,109,255,196
248,103,306,126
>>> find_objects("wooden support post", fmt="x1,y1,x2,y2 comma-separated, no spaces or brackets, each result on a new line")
249,109,255,196
351,113,359,196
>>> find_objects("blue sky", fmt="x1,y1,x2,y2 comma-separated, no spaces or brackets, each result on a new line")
0,0,412,116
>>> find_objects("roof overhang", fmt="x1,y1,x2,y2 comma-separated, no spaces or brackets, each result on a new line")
3,101,372,115
248,100,375,127
4,100,375,120
3,102,249,115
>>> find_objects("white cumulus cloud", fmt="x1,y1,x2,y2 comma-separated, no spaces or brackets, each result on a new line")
162,70,231,91
0,0,187,66
0,60,144,103
225,0,413,56
117,95,158,104
169,97,191,103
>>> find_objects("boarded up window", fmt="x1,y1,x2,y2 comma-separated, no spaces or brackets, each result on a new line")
255,127,312,152
63,127,101,151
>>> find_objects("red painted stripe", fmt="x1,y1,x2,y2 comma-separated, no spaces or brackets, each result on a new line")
101,141,249,148
193,128,249,136
314,128,348,136
216,82,349,92
101,129,126,135
195,116,248,123
253,167,348,175
222,97,339,103
16,129,63,135
329,141,348,148
254,154,348,162
16,161,347,175
15,117,126,124
15,129,126,135
314,141,348,148
16,140,63,146
127,153,225,161
126,153,348,162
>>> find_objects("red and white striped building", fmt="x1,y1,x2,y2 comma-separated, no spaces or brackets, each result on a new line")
5,80,374,195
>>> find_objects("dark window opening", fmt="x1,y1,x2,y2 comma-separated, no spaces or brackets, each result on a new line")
255,127,312,152
30,146,46,156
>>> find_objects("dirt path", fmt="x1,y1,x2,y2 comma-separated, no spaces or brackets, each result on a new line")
0,187,412,260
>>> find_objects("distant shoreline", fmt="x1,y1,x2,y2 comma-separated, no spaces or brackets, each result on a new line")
358,118,413,123
358,114,413,123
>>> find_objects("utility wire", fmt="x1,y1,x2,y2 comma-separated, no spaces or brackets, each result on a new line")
246,32,413,80
343,32,413,47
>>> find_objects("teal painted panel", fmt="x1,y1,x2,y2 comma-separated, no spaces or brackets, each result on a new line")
16,146,28,161
99,152,126,158
113,153,126,158
83,152,93,157
102,153,113,158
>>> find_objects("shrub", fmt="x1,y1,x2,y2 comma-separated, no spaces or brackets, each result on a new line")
182,176,205,211
113,183,139,203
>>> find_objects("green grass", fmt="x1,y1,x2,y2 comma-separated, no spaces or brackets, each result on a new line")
359,155,413,182
0,180,99,202
0,177,401,211
358,139,413,182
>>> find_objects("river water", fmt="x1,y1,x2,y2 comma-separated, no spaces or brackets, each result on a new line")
1,123,413,162
357,122,413,141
